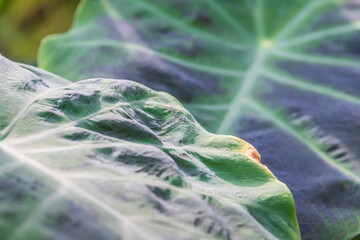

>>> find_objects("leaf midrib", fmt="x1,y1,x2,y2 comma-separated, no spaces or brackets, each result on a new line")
212,0,360,184
0,142,279,239
216,48,267,133
0,144,128,221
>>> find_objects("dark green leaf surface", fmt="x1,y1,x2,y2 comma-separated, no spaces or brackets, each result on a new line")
39,0,360,239
0,55,299,240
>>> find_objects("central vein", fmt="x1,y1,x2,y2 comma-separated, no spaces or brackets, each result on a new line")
217,48,267,134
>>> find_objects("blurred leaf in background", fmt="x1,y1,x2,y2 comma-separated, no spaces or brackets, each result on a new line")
0,0,78,64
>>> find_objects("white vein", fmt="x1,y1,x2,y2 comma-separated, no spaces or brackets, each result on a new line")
206,0,252,40
272,49,360,69
5,96,144,146
62,40,244,77
217,50,266,133
7,190,65,240
186,104,229,111
279,21,360,48
246,100,360,183
262,68,360,105
0,80,76,141
66,173,278,239
0,142,278,239
275,1,327,40
130,0,245,50
0,144,152,239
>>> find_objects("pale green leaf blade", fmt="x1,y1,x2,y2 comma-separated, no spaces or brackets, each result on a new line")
0,56,300,240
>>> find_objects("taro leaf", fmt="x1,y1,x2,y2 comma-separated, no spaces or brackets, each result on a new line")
38,0,360,239
0,55,300,240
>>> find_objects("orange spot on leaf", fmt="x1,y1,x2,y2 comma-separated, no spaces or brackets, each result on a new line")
232,136,261,163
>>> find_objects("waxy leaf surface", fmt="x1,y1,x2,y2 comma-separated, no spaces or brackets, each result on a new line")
0,55,299,240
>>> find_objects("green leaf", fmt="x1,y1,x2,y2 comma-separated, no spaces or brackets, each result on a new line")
38,0,360,239
0,55,300,239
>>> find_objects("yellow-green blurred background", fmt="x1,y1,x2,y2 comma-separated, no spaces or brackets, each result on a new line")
0,0,79,64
